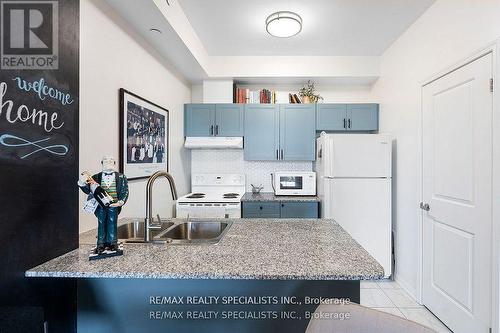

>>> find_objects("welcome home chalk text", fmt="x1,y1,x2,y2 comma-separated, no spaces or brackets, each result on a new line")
0,81,63,133
12,77,73,106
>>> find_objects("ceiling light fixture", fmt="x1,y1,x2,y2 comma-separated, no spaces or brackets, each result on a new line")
265,11,302,38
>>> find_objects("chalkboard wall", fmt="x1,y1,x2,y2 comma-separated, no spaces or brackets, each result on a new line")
0,0,79,331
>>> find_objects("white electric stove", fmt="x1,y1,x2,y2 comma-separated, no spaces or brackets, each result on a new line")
176,174,245,218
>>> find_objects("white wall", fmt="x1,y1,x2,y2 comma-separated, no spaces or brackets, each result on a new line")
237,84,376,104
371,0,500,298
191,84,203,103
79,0,191,233
202,80,234,103
209,56,380,79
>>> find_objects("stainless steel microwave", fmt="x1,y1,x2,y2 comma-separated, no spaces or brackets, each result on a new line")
273,172,316,196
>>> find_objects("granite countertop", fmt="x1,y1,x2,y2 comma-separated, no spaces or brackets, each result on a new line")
26,218,383,280
242,192,320,202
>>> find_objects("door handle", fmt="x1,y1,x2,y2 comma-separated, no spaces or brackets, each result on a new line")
348,119,351,129
343,118,346,129
210,125,214,136
419,202,430,211
276,150,279,160
215,125,219,135
280,149,284,160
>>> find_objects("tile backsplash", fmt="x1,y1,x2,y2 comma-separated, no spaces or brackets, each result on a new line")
191,150,312,192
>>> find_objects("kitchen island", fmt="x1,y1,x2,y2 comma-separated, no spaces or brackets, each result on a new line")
26,218,383,333
27,218,382,280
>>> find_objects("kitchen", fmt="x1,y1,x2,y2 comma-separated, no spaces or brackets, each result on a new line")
1,1,499,333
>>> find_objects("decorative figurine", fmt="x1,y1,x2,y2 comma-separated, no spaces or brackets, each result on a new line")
78,156,129,260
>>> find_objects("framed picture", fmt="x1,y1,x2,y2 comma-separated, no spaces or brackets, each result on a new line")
119,88,168,180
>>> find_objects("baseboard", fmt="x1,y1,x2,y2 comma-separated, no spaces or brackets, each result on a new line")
394,273,421,304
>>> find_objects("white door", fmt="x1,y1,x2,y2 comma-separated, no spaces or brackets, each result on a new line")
422,53,493,333
329,178,392,277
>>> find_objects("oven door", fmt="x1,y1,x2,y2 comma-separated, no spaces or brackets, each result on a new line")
176,203,241,218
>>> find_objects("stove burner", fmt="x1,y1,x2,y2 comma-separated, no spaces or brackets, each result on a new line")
223,193,240,199
187,193,205,199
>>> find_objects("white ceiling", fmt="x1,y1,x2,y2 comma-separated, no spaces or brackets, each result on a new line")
178,0,436,56
105,0,207,83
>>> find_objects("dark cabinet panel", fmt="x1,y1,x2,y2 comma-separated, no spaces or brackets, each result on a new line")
242,201,319,218
280,202,319,218
242,202,281,218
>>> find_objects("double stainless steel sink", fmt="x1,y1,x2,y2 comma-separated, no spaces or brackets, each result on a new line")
117,220,232,245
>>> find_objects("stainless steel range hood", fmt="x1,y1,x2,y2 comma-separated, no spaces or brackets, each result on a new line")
184,137,243,149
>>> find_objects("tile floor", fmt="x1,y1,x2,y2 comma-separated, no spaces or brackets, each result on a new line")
361,280,452,332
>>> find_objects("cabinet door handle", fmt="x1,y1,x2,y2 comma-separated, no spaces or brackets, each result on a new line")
210,125,214,135
348,119,351,129
215,125,219,135
276,149,279,160
343,118,346,129
280,149,284,160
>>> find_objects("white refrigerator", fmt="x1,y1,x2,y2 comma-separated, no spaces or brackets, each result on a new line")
316,133,393,277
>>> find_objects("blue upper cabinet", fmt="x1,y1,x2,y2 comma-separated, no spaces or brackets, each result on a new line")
280,104,316,161
316,103,379,132
185,104,216,136
244,104,315,161
244,104,279,160
316,104,347,131
215,104,244,136
184,104,244,137
347,104,379,131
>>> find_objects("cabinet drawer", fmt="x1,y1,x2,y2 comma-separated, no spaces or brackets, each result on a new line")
280,202,319,218
242,202,280,218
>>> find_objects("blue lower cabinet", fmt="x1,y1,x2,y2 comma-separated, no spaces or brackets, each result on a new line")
242,202,280,218
242,201,319,218
280,202,319,218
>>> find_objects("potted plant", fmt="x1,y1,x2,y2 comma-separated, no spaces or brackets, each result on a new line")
298,80,323,103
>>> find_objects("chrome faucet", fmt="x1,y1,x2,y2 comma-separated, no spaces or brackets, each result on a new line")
145,171,178,242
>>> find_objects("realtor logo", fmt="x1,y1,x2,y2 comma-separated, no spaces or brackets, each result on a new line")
1,1,58,69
